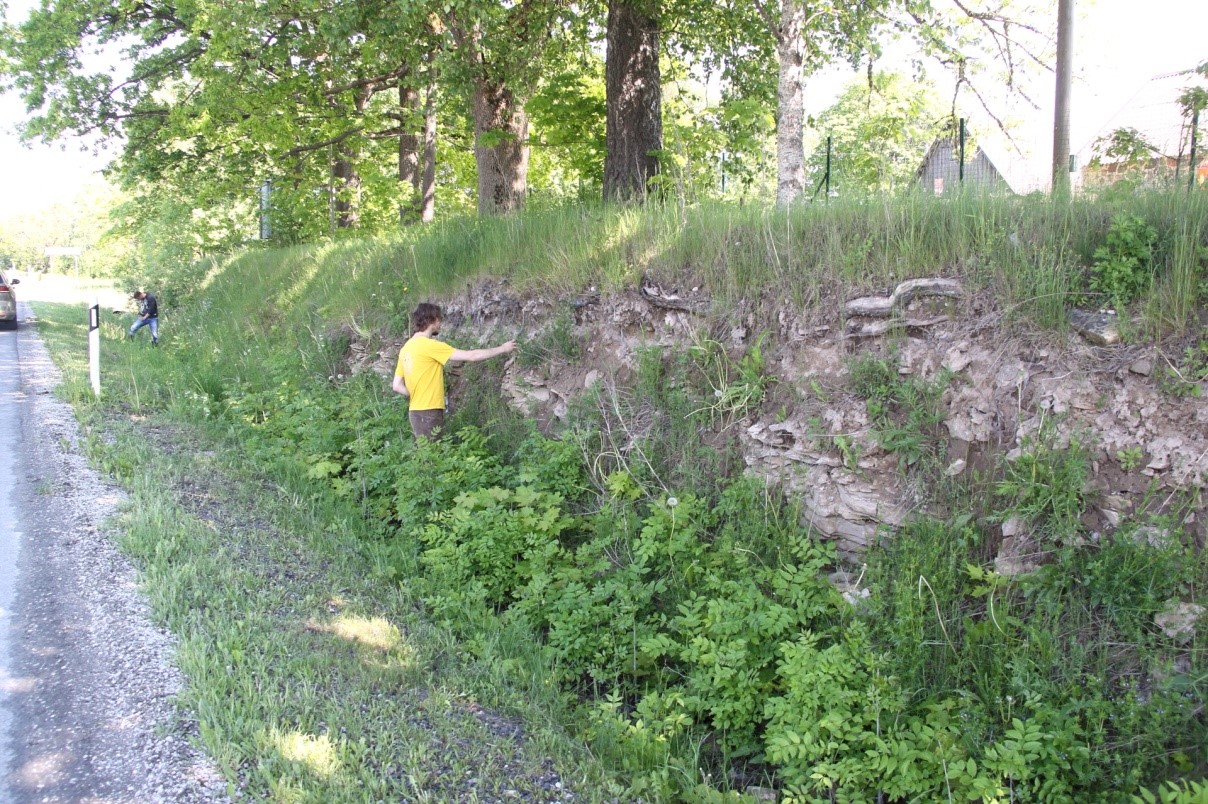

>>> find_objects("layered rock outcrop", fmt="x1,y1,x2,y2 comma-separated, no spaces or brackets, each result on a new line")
350,279,1207,562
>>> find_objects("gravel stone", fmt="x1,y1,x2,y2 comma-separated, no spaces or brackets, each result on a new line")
8,309,229,802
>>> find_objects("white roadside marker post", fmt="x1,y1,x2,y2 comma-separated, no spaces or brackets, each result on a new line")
88,299,100,398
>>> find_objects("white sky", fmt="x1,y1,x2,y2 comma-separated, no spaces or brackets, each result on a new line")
0,0,1204,219
1070,0,1205,138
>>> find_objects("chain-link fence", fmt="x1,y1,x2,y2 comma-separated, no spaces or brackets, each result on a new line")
1076,69,1208,193
804,118,1035,201
804,70,1208,201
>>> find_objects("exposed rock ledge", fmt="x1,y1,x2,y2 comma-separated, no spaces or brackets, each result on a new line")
351,278,1207,565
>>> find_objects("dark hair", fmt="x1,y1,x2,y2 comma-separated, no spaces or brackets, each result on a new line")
133,290,145,299
411,302,442,332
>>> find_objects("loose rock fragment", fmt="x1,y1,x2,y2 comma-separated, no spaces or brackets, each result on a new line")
1155,602,1204,643
844,278,963,318
1069,309,1121,346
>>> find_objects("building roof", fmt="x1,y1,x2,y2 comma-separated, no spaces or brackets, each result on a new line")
914,129,1020,194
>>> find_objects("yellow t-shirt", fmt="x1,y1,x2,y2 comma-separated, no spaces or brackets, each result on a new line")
396,335,456,411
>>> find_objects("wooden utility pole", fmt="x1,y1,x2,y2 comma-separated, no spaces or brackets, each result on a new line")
1051,0,1074,199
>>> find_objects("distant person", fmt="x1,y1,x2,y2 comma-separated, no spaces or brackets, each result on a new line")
128,290,159,345
393,302,515,440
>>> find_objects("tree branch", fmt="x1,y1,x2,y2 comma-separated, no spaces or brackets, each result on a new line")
278,127,365,159
323,64,411,97
106,44,207,103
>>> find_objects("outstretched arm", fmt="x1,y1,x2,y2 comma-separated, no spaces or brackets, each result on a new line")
448,340,516,363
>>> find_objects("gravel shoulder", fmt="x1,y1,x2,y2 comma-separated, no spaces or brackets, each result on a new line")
2,303,228,803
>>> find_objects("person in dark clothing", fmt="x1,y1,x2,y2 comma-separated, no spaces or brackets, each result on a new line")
128,290,159,345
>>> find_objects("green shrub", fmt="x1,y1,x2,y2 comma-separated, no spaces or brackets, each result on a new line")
1135,779,1208,804
848,351,951,470
537,523,660,689
1091,213,1159,307
419,484,574,616
996,431,1092,545
847,350,899,400
392,427,505,539
86,195,1208,800
867,516,983,696
764,623,912,796
209,365,1203,800
688,332,773,428
644,514,840,759
517,312,582,368
1159,337,1208,398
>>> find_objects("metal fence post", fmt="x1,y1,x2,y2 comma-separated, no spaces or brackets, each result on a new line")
959,118,966,185
1189,107,1199,192
825,135,832,200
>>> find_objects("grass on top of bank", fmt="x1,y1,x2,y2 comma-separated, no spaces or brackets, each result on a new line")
122,193,1207,444
143,192,1208,360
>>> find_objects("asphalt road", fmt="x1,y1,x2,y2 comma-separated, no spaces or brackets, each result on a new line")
0,302,226,803
0,302,126,801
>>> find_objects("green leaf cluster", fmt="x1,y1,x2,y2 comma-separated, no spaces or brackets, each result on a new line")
807,71,946,197
995,428,1091,545
688,333,774,428
848,350,951,470
226,366,1206,799
1091,213,1159,308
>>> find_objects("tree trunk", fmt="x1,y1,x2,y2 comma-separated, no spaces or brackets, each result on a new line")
333,89,370,229
603,0,662,202
1051,0,1073,199
398,74,437,224
331,154,360,229
471,78,529,216
420,82,436,223
399,83,423,225
774,0,807,206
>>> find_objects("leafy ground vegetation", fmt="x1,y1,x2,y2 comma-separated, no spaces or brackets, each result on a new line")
33,192,1208,802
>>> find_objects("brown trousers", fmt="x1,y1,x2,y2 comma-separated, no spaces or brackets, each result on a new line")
409,408,445,441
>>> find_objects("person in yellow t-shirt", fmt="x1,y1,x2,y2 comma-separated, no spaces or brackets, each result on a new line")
393,302,516,440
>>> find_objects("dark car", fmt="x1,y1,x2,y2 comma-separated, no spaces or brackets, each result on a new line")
0,270,18,329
